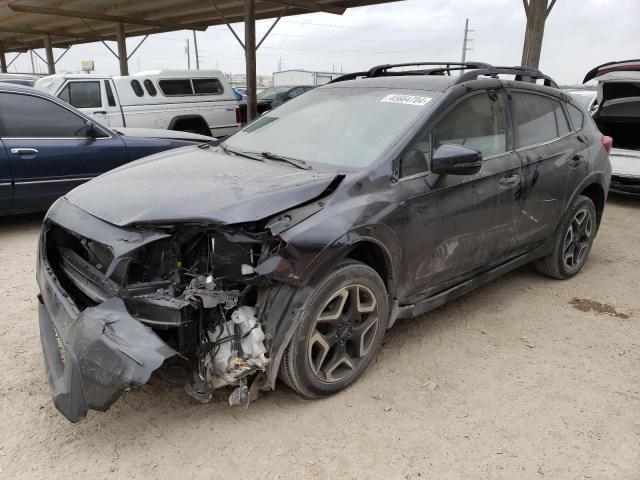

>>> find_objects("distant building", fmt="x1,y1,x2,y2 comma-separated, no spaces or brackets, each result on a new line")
225,73,273,90
273,69,342,86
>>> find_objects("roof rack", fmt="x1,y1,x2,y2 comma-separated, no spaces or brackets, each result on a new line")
328,61,559,88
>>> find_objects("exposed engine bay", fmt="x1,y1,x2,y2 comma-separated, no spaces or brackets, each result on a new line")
44,220,286,407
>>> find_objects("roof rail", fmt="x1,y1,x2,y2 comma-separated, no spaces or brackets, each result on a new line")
328,61,559,88
456,66,559,88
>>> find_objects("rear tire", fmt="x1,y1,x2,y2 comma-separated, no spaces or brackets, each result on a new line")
279,260,388,398
535,195,597,279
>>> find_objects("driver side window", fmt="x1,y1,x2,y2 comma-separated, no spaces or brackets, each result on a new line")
433,92,506,158
400,131,432,178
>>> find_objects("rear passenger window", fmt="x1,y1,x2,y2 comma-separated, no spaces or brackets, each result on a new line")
192,78,223,94
433,92,507,158
58,81,102,108
512,92,569,148
160,79,194,96
131,80,144,97
567,104,584,130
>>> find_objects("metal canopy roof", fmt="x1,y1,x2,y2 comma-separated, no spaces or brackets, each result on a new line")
0,0,397,52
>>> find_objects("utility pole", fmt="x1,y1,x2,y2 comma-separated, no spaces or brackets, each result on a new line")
185,38,190,70
192,31,200,70
460,18,474,63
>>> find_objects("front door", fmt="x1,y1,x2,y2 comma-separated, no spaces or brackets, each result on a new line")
0,91,127,211
57,79,108,125
392,89,523,302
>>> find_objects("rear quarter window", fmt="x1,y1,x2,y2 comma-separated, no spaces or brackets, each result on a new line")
567,104,584,130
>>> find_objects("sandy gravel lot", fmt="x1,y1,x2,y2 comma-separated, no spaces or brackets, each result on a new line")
0,198,638,480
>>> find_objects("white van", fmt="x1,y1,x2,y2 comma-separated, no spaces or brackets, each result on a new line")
35,70,241,138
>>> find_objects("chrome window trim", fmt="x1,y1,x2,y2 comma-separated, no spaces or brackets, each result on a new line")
2,136,111,140
13,176,94,185
514,130,575,155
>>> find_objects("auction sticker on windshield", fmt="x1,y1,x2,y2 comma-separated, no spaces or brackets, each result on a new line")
381,94,432,106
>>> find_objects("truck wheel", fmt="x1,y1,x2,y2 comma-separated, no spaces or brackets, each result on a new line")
280,260,388,398
535,195,597,279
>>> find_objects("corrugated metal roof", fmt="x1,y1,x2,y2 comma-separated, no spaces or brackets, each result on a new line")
0,0,400,52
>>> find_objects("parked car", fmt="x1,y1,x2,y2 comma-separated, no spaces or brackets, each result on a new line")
564,88,597,111
256,84,314,113
583,59,640,196
35,70,241,138
0,83,212,215
37,62,611,422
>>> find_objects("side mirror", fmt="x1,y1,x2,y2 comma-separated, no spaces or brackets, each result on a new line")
84,121,100,138
431,144,482,176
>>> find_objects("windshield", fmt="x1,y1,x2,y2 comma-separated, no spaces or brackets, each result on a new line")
224,87,439,169
257,86,290,101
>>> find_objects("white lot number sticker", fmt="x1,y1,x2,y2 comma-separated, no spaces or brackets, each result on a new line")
381,94,432,106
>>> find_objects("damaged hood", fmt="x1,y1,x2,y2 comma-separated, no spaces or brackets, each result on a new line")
65,145,339,227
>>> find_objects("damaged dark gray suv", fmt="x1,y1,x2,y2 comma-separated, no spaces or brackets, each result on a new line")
37,62,612,422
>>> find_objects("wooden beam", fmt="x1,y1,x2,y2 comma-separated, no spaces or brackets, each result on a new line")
266,0,345,14
245,0,257,121
8,3,210,30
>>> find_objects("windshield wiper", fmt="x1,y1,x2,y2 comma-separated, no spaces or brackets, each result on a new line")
220,144,266,162
259,151,311,170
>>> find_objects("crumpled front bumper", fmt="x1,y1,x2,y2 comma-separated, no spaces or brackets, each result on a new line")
36,202,176,423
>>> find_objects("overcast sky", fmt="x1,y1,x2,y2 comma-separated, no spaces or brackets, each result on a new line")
7,0,640,85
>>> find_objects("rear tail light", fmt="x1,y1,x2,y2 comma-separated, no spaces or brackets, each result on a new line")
235,107,241,124
602,136,613,154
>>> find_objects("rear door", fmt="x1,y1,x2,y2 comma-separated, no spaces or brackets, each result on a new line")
509,90,580,248
393,88,523,300
0,91,127,211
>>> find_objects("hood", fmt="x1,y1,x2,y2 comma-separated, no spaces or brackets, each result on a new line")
65,146,339,227
114,127,213,143
610,148,640,178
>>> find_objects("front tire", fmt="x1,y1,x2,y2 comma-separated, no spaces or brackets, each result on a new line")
535,195,597,279
280,260,388,398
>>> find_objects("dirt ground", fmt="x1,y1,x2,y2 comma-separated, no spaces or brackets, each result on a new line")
0,198,638,480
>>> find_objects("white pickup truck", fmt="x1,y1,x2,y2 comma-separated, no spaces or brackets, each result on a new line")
35,70,241,138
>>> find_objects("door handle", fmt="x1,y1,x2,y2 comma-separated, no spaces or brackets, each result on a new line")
93,110,107,114
499,174,520,188
11,148,38,155
570,154,585,168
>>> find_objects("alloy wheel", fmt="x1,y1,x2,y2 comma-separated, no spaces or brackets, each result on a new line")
307,284,380,384
563,207,593,270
